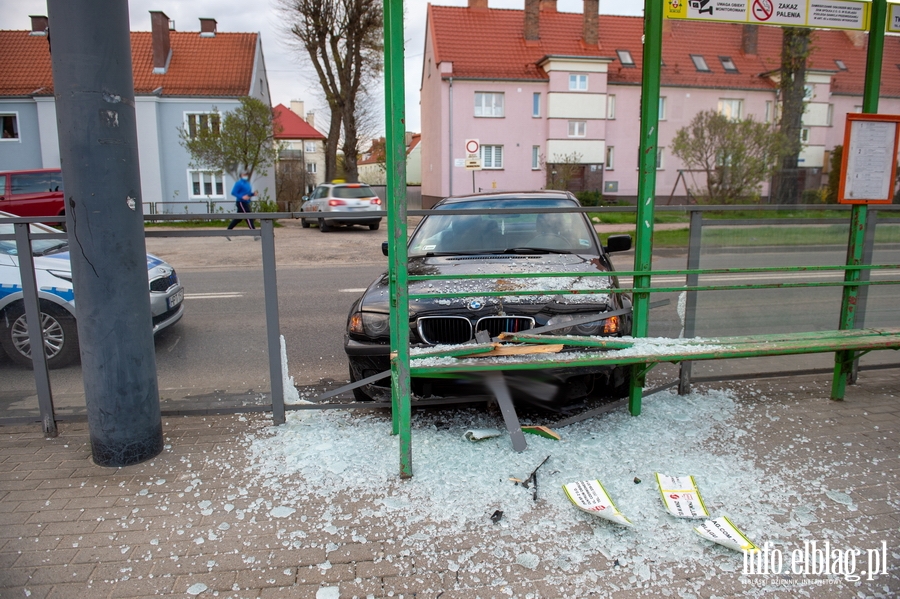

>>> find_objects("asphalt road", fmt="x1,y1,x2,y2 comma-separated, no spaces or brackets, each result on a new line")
2,219,898,418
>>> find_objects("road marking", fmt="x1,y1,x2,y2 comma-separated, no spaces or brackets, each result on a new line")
339,288,367,293
185,292,244,299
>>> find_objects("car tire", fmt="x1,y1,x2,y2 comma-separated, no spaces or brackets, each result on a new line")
0,302,79,369
368,222,380,231
349,366,374,402
300,218,310,229
318,218,331,233
607,365,632,399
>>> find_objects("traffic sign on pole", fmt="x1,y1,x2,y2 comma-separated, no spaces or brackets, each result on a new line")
465,138,482,170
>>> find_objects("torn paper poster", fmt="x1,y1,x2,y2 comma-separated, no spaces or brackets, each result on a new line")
563,480,632,527
694,516,759,553
655,473,709,519
464,429,502,442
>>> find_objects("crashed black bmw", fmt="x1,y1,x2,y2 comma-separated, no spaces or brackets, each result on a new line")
344,191,633,404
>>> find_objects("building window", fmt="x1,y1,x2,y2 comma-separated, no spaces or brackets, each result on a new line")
657,147,664,170
185,112,220,139
659,97,667,120
304,141,316,153
306,162,317,174
827,104,834,127
532,146,540,170
718,98,743,120
720,56,738,73
691,54,711,72
765,101,774,123
800,128,810,143
616,50,635,67
480,145,503,169
1,114,19,140
835,59,847,71
474,92,504,117
189,170,225,198
568,121,587,138
569,74,588,91
607,95,616,120
606,146,614,170
532,93,541,118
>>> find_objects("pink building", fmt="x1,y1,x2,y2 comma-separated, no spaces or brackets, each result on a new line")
420,0,900,207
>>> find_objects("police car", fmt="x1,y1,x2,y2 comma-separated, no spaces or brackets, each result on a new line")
0,211,184,368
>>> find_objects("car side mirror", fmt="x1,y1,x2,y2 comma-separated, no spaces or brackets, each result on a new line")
604,234,632,253
381,241,389,257
302,196,309,202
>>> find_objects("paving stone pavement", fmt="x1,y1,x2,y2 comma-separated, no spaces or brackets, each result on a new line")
1,370,898,599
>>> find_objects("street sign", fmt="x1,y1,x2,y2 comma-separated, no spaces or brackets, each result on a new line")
889,2,900,32
465,138,482,170
664,0,870,31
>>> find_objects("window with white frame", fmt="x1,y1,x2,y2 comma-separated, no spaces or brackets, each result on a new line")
533,93,541,118
1,114,19,140
765,101,774,123
306,162,317,174
532,146,540,170
480,145,503,169
606,146,615,170
474,92,504,117
568,120,587,137
304,141,317,153
189,170,225,198
607,95,616,119
659,97,667,120
185,112,220,139
691,54,711,72
636,146,664,169
718,98,742,120
827,104,834,127
616,50,635,67
569,74,588,91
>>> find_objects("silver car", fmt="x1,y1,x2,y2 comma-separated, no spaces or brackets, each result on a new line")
0,212,184,368
300,181,383,232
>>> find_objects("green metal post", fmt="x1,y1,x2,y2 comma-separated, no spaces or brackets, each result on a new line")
628,0,663,416
383,0,412,477
831,0,885,401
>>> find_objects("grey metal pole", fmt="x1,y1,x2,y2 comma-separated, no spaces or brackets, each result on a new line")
678,210,703,395
261,219,285,424
47,0,163,465
13,223,57,437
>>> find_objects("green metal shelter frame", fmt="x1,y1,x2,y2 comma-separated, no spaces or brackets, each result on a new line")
381,0,894,478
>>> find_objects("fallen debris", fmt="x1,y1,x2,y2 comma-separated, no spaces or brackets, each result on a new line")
490,509,504,524
514,455,551,501
563,480,632,527
464,429,502,442
694,516,759,553
655,473,709,519
521,425,561,440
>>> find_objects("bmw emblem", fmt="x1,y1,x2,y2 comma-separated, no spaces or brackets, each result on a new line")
467,300,483,311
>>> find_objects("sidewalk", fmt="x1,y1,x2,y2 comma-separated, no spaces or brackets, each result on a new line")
1,370,898,598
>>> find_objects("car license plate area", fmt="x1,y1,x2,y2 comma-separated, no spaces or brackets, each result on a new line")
167,288,184,310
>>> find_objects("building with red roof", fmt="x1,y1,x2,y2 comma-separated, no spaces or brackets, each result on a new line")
0,11,273,212
274,101,326,196
420,0,900,206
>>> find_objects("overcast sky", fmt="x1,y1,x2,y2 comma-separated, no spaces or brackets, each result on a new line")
2,0,642,134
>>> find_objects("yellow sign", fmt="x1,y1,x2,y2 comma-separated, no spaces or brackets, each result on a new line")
889,2,900,33
664,0,870,31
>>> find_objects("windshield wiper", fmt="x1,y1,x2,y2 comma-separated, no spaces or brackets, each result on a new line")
35,242,68,256
502,247,571,255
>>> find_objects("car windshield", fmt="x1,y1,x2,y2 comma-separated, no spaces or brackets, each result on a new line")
333,185,376,199
409,199,597,256
0,222,67,257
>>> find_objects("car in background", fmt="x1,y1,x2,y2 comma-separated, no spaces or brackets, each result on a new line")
300,181,382,232
0,169,66,219
344,191,633,405
0,211,184,368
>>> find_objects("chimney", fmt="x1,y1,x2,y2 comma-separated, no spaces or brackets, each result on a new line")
741,25,758,55
306,110,316,129
290,100,305,118
525,0,539,41
844,30,866,47
468,0,488,8
150,11,172,75
29,15,48,36
540,0,558,11
583,0,599,46
199,18,217,37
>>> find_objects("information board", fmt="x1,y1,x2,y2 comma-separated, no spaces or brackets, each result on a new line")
838,113,900,205
665,0,870,31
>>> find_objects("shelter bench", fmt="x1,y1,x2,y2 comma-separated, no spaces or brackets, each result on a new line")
407,327,900,452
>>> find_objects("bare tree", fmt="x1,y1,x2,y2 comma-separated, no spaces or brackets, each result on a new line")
773,27,812,203
279,0,383,182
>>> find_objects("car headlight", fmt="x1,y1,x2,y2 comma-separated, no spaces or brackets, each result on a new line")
349,312,390,338
545,314,574,335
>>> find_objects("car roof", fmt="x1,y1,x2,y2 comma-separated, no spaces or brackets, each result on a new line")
434,190,580,207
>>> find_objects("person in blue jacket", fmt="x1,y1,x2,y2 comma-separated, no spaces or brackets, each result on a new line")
227,171,257,231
